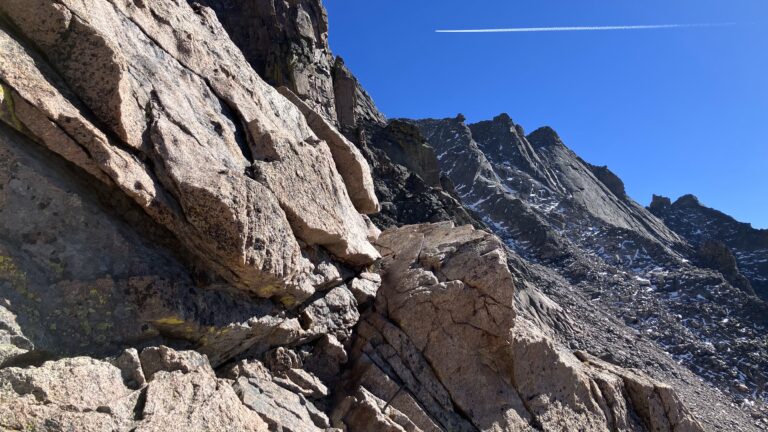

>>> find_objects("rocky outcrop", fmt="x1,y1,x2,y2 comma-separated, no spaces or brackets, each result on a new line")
336,223,704,432
586,164,627,200
0,0,388,371
696,239,754,294
649,195,673,213
0,347,270,431
0,0,379,306
277,86,379,214
224,357,333,431
417,115,683,259
0,2,484,429
196,0,339,124
0,111,368,366
369,120,442,188
197,0,479,232
332,56,388,131
650,194,768,299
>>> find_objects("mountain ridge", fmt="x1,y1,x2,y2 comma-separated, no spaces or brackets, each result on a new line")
408,113,768,414
0,0,764,430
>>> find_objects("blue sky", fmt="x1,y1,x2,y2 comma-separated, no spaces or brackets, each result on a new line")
325,1,768,228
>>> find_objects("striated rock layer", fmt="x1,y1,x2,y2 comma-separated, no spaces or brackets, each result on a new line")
336,223,704,432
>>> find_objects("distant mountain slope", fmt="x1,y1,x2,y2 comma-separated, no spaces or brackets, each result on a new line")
411,114,768,408
651,194,768,299
413,114,686,268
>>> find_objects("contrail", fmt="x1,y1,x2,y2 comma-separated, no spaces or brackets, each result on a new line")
435,23,736,33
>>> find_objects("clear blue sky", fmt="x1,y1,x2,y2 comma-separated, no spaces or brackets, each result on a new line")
325,1,768,228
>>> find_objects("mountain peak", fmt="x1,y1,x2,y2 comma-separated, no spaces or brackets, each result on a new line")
526,126,562,148
649,194,673,212
674,194,701,207
488,112,526,135
492,112,513,123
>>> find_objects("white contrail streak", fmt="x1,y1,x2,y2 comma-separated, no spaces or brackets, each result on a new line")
435,23,736,33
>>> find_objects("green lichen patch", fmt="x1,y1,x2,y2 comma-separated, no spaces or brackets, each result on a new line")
0,255,27,292
0,82,24,131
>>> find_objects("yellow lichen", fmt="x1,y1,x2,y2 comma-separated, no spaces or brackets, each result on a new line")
80,319,92,335
0,255,27,292
154,316,186,326
95,322,112,331
280,295,297,308
256,284,279,298
48,261,66,278
0,83,24,131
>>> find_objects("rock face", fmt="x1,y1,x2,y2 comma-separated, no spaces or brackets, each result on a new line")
336,223,704,432
0,0,379,306
0,0,384,369
195,0,479,231
415,115,684,261
650,194,768,299
196,0,339,124
276,86,380,215
695,239,754,294
0,0,762,431
586,163,627,200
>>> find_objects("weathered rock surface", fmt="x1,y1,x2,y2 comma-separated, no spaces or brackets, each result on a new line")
277,86,380,215
414,115,684,263
197,0,478,231
0,346,269,431
369,120,442,188
197,0,339,124
0,0,763,430
586,163,628,200
336,223,705,432
225,358,332,431
695,239,754,294
0,0,379,304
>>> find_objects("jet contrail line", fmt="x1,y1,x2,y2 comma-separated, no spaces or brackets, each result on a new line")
435,23,736,33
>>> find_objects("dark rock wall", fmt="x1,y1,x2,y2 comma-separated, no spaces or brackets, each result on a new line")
651,194,768,299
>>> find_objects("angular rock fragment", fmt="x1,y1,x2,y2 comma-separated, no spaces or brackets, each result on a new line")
229,359,331,431
278,86,380,215
349,272,382,305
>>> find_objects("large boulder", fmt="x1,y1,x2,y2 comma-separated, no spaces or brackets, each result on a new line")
277,86,379,215
336,223,704,432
